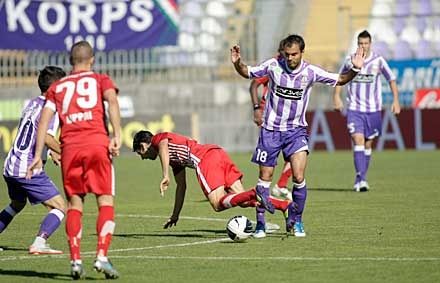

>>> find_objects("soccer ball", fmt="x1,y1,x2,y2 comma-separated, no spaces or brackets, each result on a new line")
226,215,253,242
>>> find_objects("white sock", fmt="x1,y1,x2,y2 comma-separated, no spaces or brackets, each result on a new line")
72,259,82,264
97,256,108,262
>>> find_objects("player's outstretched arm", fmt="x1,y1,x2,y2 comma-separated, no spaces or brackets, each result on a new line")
249,80,264,126
104,89,121,157
389,80,401,114
26,107,54,179
163,166,187,229
231,45,250,78
157,139,171,196
333,85,344,112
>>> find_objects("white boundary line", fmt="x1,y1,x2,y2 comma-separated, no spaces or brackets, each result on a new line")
1,214,439,262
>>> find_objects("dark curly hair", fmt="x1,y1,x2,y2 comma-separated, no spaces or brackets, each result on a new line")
38,66,66,93
132,130,154,151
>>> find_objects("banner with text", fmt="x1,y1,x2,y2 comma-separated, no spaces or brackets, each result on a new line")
0,0,179,51
383,59,440,107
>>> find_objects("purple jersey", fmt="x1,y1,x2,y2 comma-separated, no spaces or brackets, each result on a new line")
339,52,396,113
248,57,339,130
3,96,59,178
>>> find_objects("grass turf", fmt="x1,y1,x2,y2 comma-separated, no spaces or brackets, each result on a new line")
0,150,439,282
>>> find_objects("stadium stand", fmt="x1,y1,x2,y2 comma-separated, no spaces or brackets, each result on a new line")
366,0,440,59
303,0,373,70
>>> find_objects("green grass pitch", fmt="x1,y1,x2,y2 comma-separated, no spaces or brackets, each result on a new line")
0,150,439,282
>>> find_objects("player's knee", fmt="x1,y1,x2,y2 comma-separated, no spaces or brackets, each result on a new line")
56,201,67,213
45,195,67,213
293,175,305,184
213,204,224,212
211,201,224,212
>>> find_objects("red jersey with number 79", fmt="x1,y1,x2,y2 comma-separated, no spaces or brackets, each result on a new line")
44,71,118,148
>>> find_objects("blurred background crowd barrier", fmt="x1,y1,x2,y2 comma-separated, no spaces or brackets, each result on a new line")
0,0,439,155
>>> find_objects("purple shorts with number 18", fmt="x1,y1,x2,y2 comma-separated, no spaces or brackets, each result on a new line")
251,127,309,167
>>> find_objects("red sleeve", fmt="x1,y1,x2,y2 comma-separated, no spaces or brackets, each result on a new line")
255,76,269,85
151,132,169,147
100,74,119,94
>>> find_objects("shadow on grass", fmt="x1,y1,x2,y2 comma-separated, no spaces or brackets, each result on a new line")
0,246,29,252
308,187,352,192
114,232,223,239
193,228,227,234
0,268,74,281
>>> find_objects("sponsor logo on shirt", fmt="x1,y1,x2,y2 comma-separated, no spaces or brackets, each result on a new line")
66,111,93,124
301,74,309,89
353,74,374,83
274,85,304,100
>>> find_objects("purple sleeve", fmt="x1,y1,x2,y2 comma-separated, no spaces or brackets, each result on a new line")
379,57,396,81
311,65,339,87
46,113,59,137
338,55,352,73
248,58,277,79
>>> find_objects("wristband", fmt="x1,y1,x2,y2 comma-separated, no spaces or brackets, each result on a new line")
253,103,261,110
351,67,361,72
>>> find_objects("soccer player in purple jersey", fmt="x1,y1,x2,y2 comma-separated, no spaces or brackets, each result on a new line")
231,34,366,236
333,30,400,192
0,66,66,254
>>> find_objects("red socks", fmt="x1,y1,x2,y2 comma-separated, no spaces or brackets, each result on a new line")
66,209,82,261
96,206,115,258
219,190,256,210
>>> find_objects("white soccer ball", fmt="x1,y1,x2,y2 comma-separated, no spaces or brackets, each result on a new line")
226,215,253,242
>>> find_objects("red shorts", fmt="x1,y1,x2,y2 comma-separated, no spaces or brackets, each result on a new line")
61,145,114,198
196,149,243,197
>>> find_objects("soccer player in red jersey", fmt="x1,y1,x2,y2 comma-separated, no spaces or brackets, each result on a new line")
132,130,293,229
27,41,121,280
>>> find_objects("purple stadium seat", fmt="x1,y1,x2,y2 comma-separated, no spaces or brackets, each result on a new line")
415,18,427,33
394,0,411,17
393,17,406,35
373,41,390,57
393,39,413,60
417,0,433,16
415,39,435,59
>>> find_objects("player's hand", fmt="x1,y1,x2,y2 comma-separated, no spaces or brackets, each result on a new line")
230,45,241,64
160,177,170,197
253,109,263,126
351,46,366,69
26,157,43,180
49,151,61,167
333,96,344,112
163,217,178,229
109,136,121,157
391,100,401,115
